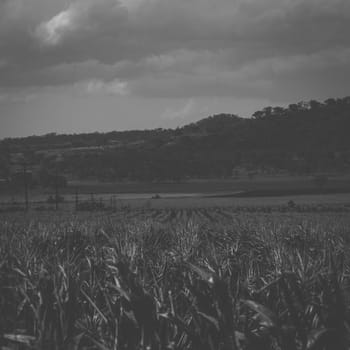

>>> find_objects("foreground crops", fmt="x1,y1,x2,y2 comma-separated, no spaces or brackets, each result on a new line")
1,209,350,350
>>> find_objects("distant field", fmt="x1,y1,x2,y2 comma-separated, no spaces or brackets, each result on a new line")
0,176,350,216
65,174,350,195
1,174,350,212
1,191,350,211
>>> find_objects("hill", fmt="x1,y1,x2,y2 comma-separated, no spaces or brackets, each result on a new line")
1,96,350,183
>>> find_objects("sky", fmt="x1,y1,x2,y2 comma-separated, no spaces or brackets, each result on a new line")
1,0,350,138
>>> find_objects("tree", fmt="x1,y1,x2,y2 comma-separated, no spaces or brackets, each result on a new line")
312,175,329,189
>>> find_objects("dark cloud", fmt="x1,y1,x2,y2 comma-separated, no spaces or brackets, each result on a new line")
1,0,350,102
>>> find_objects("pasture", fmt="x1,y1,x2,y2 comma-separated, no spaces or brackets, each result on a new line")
1,174,350,211
1,205,350,349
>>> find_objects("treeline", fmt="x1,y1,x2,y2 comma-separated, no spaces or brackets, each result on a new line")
1,96,350,182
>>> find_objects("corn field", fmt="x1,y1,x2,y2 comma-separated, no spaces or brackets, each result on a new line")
1,208,350,350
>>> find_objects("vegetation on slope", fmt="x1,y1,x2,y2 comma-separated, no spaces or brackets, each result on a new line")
1,96,350,182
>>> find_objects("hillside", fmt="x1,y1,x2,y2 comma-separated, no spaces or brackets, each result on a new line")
1,96,350,183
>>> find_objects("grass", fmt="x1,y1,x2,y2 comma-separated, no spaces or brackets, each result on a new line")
2,192,350,213
2,173,350,205
1,209,350,349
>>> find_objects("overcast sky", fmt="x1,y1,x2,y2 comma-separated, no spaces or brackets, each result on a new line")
1,0,350,138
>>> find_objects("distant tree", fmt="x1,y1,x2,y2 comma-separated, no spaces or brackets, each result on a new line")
11,171,34,187
309,100,323,110
312,175,329,189
38,168,67,188
0,155,10,179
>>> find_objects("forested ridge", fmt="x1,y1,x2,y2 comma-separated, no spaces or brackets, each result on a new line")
1,96,350,182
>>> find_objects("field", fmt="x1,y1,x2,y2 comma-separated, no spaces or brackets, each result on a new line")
1,204,350,350
1,174,350,211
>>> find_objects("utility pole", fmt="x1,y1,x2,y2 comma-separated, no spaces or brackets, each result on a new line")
55,169,59,211
75,187,79,211
54,154,64,211
113,195,117,211
23,163,29,211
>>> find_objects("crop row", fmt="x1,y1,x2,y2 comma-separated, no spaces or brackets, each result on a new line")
0,212,350,349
